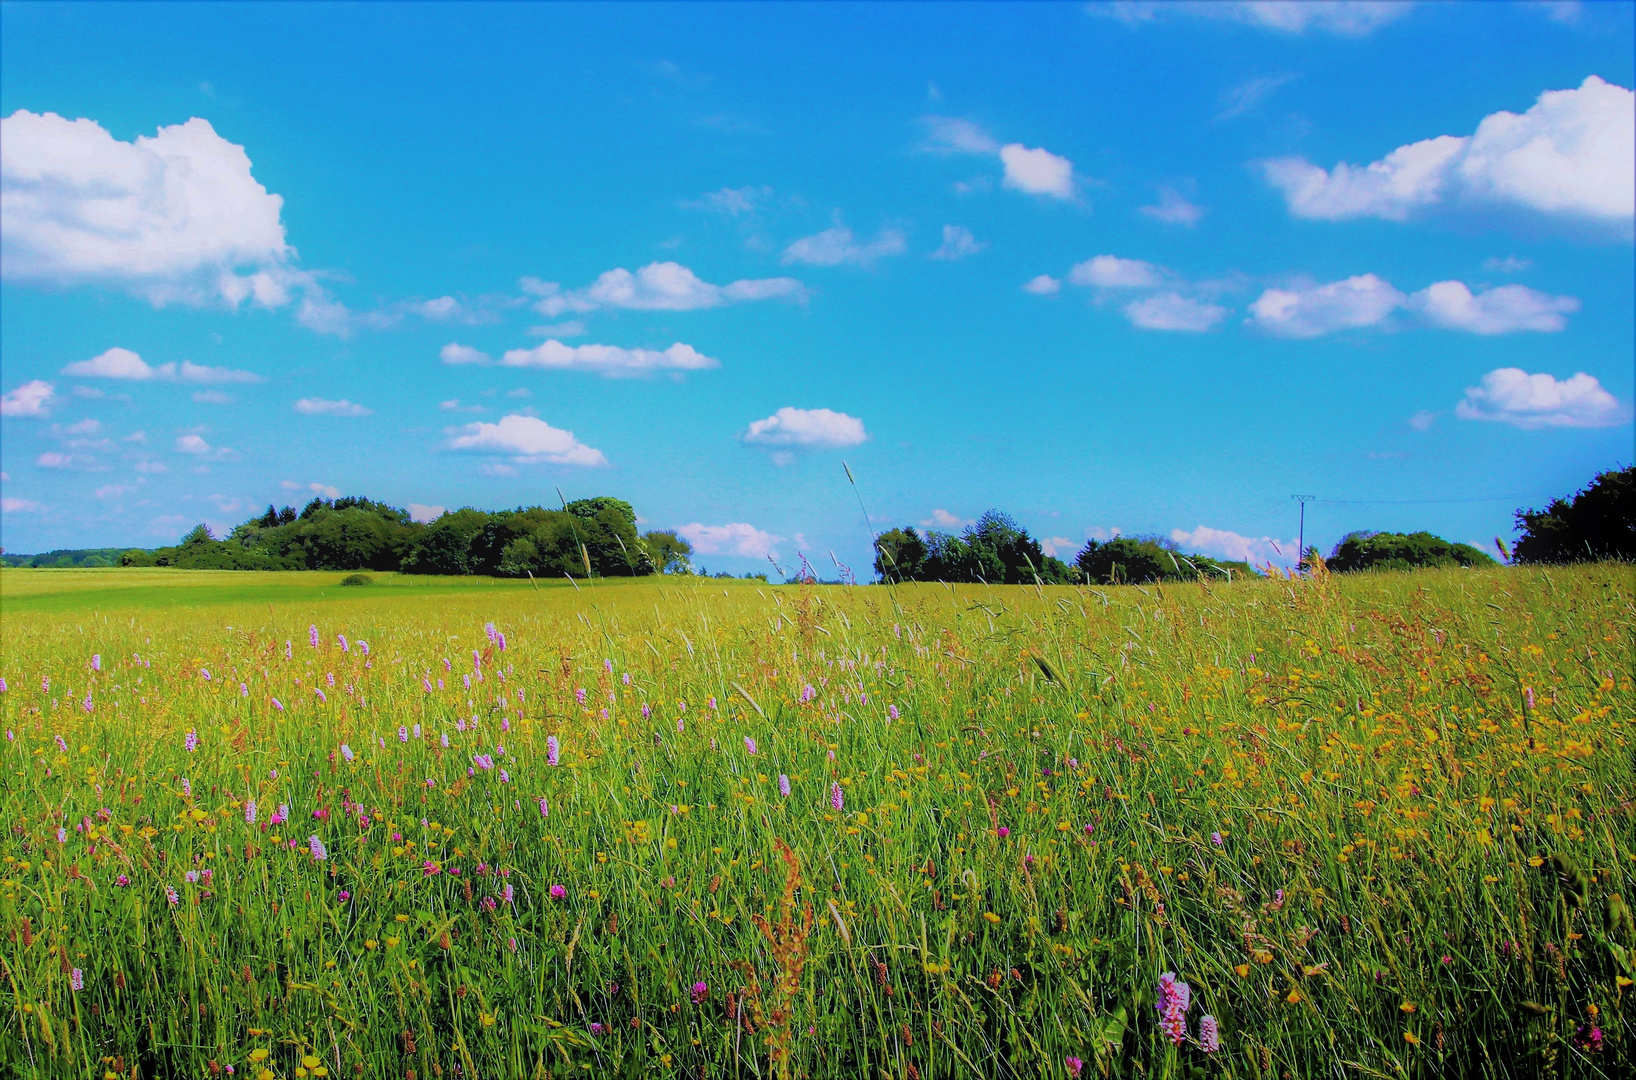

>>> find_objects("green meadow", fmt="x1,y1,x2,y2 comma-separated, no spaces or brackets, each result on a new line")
0,563,1631,1078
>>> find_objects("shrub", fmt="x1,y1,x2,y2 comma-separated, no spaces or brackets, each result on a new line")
339,573,374,586
1327,531,1495,573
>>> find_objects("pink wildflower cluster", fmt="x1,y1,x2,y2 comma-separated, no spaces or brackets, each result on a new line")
1156,972,1191,1045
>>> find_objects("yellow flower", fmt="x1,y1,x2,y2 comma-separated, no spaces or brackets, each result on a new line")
982,912,1001,923
385,936,399,947
303,1057,321,1069
249,1049,270,1062
1400,1002,1416,1013
480,1012,496,1027
1286,989,1302,1004
1404,1031,1421,1046
364,940,377,950
1234,964,1250,978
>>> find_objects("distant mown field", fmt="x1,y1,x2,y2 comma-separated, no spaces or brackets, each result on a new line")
0,564,1631,1078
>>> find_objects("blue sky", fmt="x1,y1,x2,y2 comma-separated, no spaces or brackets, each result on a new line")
2,1,1631,573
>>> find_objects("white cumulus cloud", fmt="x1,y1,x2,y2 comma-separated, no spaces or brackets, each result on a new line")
676,522,783,559
782,226,907,267
59,347,262,382
1000,143,1075,198
743,407,868,448
931,225,986,260
1261,76,1634,225
1096,1,1412,37
446,414,607,466
1455,368,1628,428
293,398,372,417
1,379,54,417
1070,255,1163,288
174,434,212,454
524,261,802,316
1023,274,1061,296
440,343,490,365
1412,281,1579,333
1138,187,1205,225
1171,525,1296,566
920,509,970,529
1124,293,1228,332
408,503,446,523
1248,274,1409,337
499,340,717,377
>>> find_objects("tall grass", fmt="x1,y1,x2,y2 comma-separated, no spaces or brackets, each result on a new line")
0,563,1630,1078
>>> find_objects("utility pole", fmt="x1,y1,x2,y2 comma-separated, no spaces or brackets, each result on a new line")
1291,495,1315,572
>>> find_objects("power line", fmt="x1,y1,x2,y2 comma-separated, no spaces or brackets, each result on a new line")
1315,493,1554,506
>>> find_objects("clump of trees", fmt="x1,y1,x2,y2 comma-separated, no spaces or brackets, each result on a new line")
1513,465,1634,564
132,495,699,577
1326,531,1495,573
1073,536,1252,584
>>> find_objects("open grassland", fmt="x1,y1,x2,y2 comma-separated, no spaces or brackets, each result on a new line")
0,564,1632,1079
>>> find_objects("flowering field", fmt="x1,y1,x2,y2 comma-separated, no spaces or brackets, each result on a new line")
1,564,1631,1079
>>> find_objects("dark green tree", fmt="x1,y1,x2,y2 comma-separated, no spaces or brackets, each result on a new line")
872,526,926,583
1326,531,1496,573
1513,466,1635,564
641,530,694,574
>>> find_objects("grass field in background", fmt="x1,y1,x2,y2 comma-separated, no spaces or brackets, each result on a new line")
0,564,1631,1079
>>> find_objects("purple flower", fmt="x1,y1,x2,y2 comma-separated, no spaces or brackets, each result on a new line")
547,735,560,767
57,826,67,843
888,704,899,721
245,800,257,824
399,726,409,743
315,688,327,704
996,826,1010,838
70,968,84,991
359,640,369,656
185,870,200,883
1574,1023,1605,1053
271,698,284,712
165,886,180,907
831,782,844,811
240,682,249,697
744,736,758,755
589,1022,604,1035
441,732,450,748
622,672,632,686
309,624,319,648
181,777,191,797
1211,832,1223,847
83,693,94,713
200,668,211,681
503,883,514,905
115,874,130,887
690,981,708,1004
341,744,354,762
575,687,587,706
91,654,101,672
338,634,349,652
779,774,791,798
1065,1057,1083,1079
1156,972,1191,1045
272,804,289,825
1199,1014,1221,1053
538,797,549,818
309,835,328,861
550,884,567,900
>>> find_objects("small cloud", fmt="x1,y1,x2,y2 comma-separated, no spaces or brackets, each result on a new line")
1248,274,1406,337
675,522,784,559
1023,274,1062,296
686,185,775,216
1138,186,1205,226
134,460,168,474
743,407,868,449
94,484,132,499
930,224,986,260
500,340,718,378
175,434,212,454
1171,524,1296,566
1040,536,1077,558
1069,255,1163,288
72,386,106,399
2,380,55,417
920,508,970,529
1408,409,1437,431
1413,281,1578,334
62,418,101,436
1084,526,1123,542
1095,1,1413,37
1483,255,1533,273
126,431,148,444
782,225,907,267
440,343,490,365
309,482,341,499
524,262,803,316
439,398,484,413
1124,293,1228,332
1216,73,1299,119
1455,368,1628,429
2,496,42,512
526,321,587,338
918,115,1000,154
279,480,302,490
1000,143,1075,199
446,414,608,466
293,398,372,417
506,387,532,398
408,503,445,523
192,390,234,404
59,348,262,383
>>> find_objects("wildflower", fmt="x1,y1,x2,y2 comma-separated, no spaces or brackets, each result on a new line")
181,778,192,797
1524,686,1535,710
398,726,408,743
550,884,567,900
499,769,511,784
779,774,791,798
889,704,899,721
801,684,817,703
115,874,130,887
589,1022,605,1035
200,668,211,681
185,870,200,883
70,968,84,991
309,624,319,648
413,723,421,738
185,729,198,752
245,800,257,824
1065,1057,1083,1079
473,648,482,670
575,687,587,705
240,682,248,697
744,736,758,755
442,732,450,748
341,744,354,762
1211,832,1224,847
83,693,94,713
315,688,327,704
272,804,289,826
691,981,708,1004
285,639,292,659
309,836,328,861
996,826,1010,838
539,797,549,817
1573,1023,1605,1053
271,698,284,712
548,735,560,766
622,672,632,685
57,826,67,843
831,781,844,811
1156,972,1191,1045
91,654,101,672
464,674,471,690
503,883,515,904
55,733,68,753
1199,1015,1221,1052
359,640,369,656
166,886,180,907
338,634,349,652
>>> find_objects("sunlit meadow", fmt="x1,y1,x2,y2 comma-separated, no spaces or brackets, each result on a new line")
0,564,1631,1079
